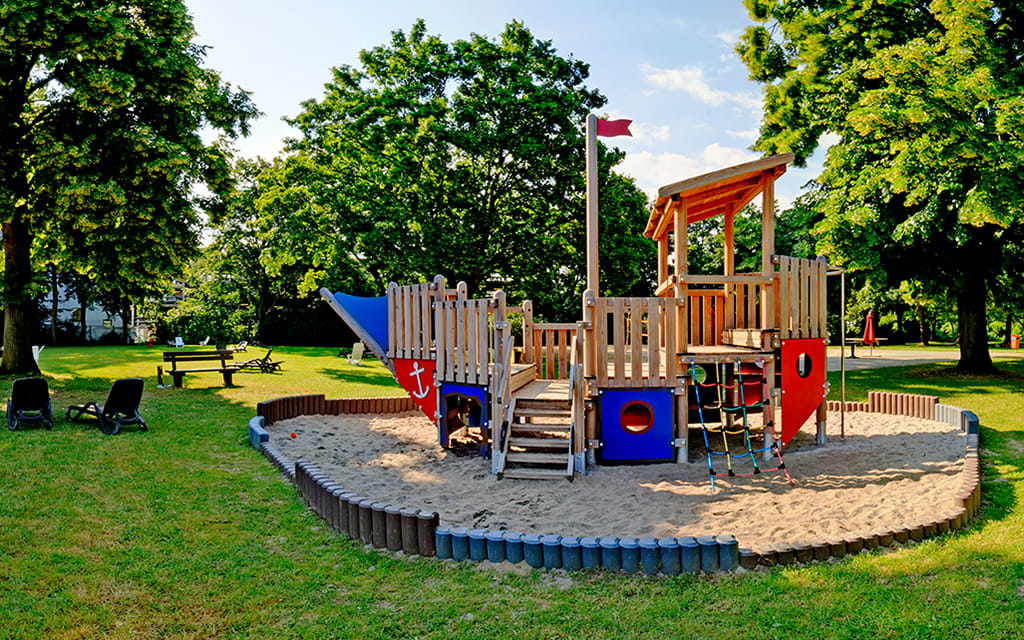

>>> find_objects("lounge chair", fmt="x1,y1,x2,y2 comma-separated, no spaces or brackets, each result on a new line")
66,378,147,435
234,347,282,373
7,377,53,431
232,340,248,352
347,342,365,365
199,336,210,346
167,337,184,348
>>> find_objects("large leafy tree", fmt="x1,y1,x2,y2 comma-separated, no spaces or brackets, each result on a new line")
264,20,652,321
738,0,1024,371
0,1,257,372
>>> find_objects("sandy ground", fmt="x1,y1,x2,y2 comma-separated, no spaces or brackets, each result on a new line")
267,411,966,549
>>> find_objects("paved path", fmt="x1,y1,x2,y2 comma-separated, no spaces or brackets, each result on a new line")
827,347,1024,371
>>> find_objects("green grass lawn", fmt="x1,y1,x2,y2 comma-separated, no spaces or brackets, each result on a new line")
2,345,1024,639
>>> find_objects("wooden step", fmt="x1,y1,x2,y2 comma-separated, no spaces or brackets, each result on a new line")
501,467,571,481
507,451,568,465
509,436,570,449
515,407,571,420
516,397,570,410
511,422,570,434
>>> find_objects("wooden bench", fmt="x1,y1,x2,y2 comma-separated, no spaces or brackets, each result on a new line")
163,350,237,387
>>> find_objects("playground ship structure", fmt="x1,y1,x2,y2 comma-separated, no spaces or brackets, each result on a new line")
323,151,830,483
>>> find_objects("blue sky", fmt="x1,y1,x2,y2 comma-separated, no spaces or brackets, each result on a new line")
187,0,823,206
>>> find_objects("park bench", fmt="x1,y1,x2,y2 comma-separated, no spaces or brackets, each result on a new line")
162,350,237,387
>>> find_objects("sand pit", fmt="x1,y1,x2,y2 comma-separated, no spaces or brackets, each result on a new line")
267,411,966,548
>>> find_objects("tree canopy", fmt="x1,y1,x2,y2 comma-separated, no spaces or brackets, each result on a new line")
0,0,258,372
738,0,1024,371
259,20,653,321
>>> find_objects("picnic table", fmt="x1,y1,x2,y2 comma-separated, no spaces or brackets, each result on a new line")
162,350,236,387
843,337,887,358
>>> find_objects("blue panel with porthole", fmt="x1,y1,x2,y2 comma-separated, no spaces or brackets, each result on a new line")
599,389,675,463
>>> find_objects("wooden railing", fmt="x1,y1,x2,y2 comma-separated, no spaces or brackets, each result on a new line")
489,299,514,475
387,276,444,361
774,256,828,339
435,293,497,385
569,328,586,469
583,293,682,389
530,323,576,380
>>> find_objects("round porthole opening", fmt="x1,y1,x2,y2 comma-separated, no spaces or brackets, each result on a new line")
620,401,654,435
796,353,813,378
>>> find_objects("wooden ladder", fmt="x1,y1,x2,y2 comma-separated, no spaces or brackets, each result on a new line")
501,397,573,480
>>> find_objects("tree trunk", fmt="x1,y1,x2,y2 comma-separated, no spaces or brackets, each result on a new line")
1003,311,1013,348
917,303,930,346
1,215,40,375
49,263,58,345
956,269,994,373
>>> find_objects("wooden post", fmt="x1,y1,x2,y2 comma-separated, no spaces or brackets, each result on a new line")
521,299,534,364
674,199,688,351
761,172,776,332
675,385,688,463
582,289,596,379
586,113,600,294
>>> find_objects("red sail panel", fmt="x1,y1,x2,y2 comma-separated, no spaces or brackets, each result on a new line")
780,338,828,448
392,358,437,422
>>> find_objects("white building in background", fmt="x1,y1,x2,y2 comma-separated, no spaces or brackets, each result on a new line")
48,279,188,344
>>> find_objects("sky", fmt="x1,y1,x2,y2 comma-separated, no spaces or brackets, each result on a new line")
186,0,824,206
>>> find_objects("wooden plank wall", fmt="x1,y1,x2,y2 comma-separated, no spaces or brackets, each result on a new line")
436,296,494,385
387,280,438,360
686,291,723,347
775,256,827,340
591,297,679,388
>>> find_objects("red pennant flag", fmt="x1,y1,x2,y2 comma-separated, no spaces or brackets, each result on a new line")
596,118,632,137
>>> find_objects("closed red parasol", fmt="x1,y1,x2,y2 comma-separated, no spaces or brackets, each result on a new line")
862,311,876,347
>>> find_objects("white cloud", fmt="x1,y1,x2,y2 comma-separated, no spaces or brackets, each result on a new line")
640,63,760,110
725,128,758,142
713,30,739,46
617,144,760,198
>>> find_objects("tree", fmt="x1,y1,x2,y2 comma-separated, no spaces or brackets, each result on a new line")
738,0,1024,372
0,1,258,373
264,20,651,321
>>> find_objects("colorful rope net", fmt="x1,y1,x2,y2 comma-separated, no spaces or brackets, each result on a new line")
689,358,794,492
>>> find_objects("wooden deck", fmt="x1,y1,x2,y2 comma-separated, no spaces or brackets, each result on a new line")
514,379,570,401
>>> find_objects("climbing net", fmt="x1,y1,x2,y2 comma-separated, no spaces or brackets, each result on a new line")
689,358,794,492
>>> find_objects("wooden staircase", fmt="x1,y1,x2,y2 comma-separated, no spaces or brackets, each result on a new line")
501,397,573,480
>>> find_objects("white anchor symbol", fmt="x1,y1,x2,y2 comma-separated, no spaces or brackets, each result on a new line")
409,362,431,399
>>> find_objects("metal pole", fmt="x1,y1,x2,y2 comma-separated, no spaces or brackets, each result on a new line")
840,269,846,439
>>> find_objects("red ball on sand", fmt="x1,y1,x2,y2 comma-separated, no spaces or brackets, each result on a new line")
290,432,297,438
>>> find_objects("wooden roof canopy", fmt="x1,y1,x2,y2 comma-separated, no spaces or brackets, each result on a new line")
643,153,795,241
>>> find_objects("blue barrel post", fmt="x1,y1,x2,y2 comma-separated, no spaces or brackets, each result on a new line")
561,536,582,571
619,537,640,573
451,527,470,561
486,530,506,563
718,534,739,572
541,535,563,570
468,529,488,561
581,537,601,570
523,534,544,568
600,537,622,572
698,535,719,572
435,526,453,560
639,537,660,575
679,536,700,573
658,537,681,576
505,532,524,564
